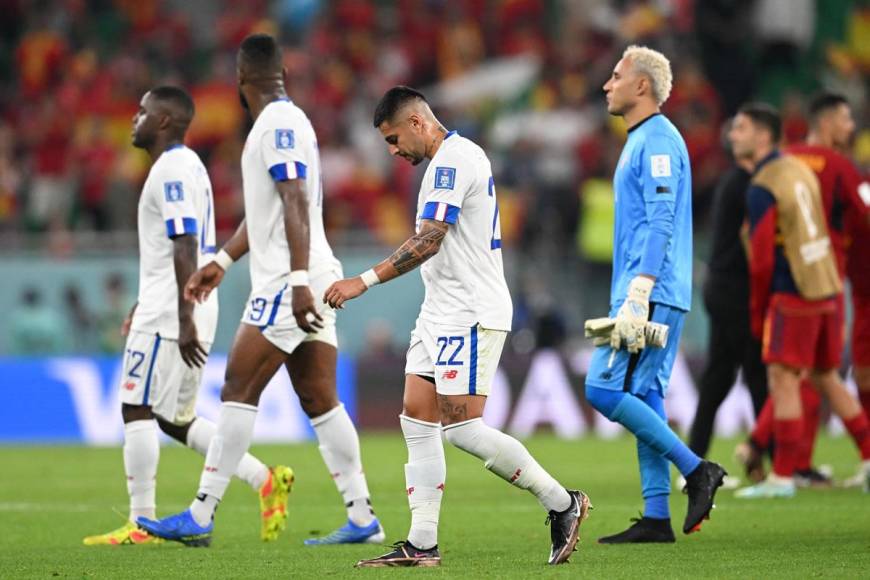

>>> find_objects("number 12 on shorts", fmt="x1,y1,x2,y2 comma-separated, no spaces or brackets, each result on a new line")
435,336,464,366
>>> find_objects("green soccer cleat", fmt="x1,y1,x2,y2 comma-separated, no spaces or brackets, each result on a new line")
260,465,295,541
83,521,163,546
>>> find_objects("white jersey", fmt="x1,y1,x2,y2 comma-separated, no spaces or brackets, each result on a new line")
415,132,513,331
241,98,339,297
131,144,218,341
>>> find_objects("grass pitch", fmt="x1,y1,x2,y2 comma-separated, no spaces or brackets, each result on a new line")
0,434,868,578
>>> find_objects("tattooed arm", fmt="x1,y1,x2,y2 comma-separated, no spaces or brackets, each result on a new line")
323,219,448,308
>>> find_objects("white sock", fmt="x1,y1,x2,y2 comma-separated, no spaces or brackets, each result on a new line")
310,404,374,526
443,418,571,513
401,414,445,550
124,419,159,523
186,417,269,491
190,402,258,526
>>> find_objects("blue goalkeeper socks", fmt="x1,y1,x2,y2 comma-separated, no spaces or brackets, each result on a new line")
586,386,701,476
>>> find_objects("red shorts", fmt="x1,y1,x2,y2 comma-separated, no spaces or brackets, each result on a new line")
762,293,844,369
852,293,870,367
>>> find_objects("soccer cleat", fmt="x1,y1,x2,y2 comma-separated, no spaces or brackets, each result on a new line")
734,440,766,483
794,467,833,488
304,518,385,545
355,541,441,568
682,460,726,534
546,489,592,565
83,521,163,546
841,460,870,492
136,509,213,547
260,465,294,542
735,475,796,499
598,515,675,544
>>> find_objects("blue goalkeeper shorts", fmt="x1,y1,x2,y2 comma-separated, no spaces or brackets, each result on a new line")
585,303,685,397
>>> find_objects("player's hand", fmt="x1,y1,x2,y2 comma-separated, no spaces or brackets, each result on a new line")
611,276,653,354
292,286,324,333
185,262,225,304
178,316,208,368
322,277,367,310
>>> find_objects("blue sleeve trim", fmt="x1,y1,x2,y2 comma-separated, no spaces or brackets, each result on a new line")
268,161,307,182
421,201,460,224
165,217,198,238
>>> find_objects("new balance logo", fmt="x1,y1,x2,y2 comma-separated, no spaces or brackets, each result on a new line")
204,466,218,473
442,370,458,380
437,483,445,491
510,468,522,483
407,486,415,496
124,382,135,391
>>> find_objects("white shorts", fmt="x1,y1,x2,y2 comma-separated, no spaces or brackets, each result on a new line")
242,268,340,354
404,319,507,396
119,330,212,424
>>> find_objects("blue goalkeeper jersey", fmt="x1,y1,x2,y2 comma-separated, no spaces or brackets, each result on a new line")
610,113,692,313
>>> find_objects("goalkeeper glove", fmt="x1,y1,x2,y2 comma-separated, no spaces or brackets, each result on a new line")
585,317,669,348
611,276,653,353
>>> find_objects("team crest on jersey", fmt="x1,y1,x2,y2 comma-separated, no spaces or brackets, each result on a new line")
164,181,184,202
275,129,295,150
434,167,456,190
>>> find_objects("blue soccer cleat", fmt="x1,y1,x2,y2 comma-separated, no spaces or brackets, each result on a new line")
136,510,213,547
304,518,385,545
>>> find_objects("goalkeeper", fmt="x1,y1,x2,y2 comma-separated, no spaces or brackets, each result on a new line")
587,46,726,545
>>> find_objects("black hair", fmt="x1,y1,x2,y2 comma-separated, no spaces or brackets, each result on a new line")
808,92,849,123
373,85,427,128
149,85,195,120
738,102,781,144
239,33,282,73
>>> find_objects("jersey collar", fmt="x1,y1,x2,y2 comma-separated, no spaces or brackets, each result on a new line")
627,112,661,134
753,150,780,174
444,130,458,140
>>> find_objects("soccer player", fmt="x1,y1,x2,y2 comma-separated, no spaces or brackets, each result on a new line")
323,86,590,567
736,93,870,488
729,103,870,499
83,87,291,546
137,35,382,546
584,46,726,544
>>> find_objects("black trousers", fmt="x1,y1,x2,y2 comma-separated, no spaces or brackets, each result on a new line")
688,295,768,458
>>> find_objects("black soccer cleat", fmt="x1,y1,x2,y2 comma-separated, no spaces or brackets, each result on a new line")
355,541,441,568
598,515,675,544
794,467,833,488
546,489,592,565
683,460,727,534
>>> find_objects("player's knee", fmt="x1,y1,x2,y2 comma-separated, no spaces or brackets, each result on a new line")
155,416,192,443
297,386,338,418
121,403,154,423
584,384,622,419
220,377,260,405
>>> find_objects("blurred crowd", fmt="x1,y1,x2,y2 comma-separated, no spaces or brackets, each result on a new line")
1,0,868,354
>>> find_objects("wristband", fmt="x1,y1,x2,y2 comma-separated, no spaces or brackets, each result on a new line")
288,270,309,287
213,249,234,271
360,269,380,288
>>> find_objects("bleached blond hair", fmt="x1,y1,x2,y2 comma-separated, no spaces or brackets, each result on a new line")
623,45,673,106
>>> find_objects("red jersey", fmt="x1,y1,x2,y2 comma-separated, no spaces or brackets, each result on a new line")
845,176,870,296
785,144,870,276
